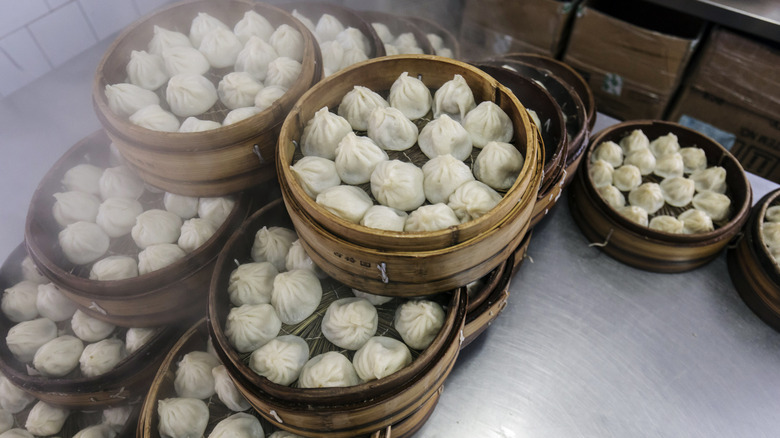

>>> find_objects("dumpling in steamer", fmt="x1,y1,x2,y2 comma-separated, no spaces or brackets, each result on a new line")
228,262,278,306
269,24,305,62
157,398,209,438
422,154,475,205
591,141,623,168
234,36,279,83
367,107,419,151
301,107,353,160
370,160,425,211
79,338,127,377
316,185,373,224
405,203,460,232
334,133,389,185
198,27,242,69
33,335,84,377
198,196,235,229
129,104,180,132
315,13,346,42
473,141,524,190
24,401,69,436
234,10,274,44
762,222,780,248
251,226,297,272
649,215,684,234
298,351,360,388
619,129,650,154
597,185,625,210
218,72,263,110
649,133,680,158
612,165,642,192
617,205,648,227
417,114,473,161
189,12,230,48
161,46,210,76
292,9,316,33
680,147,707,174
178,218,217,253
388,72,432,121
690,166,727,194
131,209,183,249
36,282,78,322
223,107,263,126
692,191,731,221
271,269,323,325
2,281,39,323
209,413,264,438
52,191,100,227
98,165,145,200
628,183,665,215
335,27,371,56
126,327,156,354
448,180,503,222
58,221,110,265
6,318,57,362
285,240,324,278
372,22,394,44
104,83,160,118
338,86,389,131
127,50,168,90
321,298,378,350
394,299,445,350
148,25,191,56
96,197,144,238
174,350,219,399
212,365,251,412
290,156,341,199
249,335,309,386
360,205,408,232
766,206,780,223
589,160,614,188
225,304,281,353
339,47,368,70
461,101,513,148
0,374,35,413
71,309,115,342
653,153,684,179
166,74,218,118
432,74,476,121
62,163,104,196
320,40,345,77
138,244,186,275
163,192,199,220
352,336,412,381
678,209,714,234
623,148,656,175
265,57,302,90
660,177,695,207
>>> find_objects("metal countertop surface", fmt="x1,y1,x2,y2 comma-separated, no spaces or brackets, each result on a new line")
3,41,780,438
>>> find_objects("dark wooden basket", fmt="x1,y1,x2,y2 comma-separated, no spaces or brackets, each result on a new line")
569,120,752,272
356,10,435,54
276,55,541,295
24,130,255,327
92,0,323,197
404,16,461,59
10,397,142,437
480,57,590,188
207,198,467,437
0,243,179,409
728,189,780,330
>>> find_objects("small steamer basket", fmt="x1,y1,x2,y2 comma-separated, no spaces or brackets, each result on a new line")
207,199,467,437
24,130,254,327
569,120,751,273
276,55,541,295
502,52,597,132
474,63,568,227
728,189,780,330
462,252,516,349
92,0,322,197
0,243,178,409
404,16,461,59
356,10,435,54
483,58,589,188
281,2,386,59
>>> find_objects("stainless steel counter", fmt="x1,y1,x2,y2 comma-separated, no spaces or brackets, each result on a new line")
3,42,780,438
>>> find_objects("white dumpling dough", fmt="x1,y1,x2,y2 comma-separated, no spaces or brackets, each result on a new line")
422,154,474,205
461,101,513,148
301,107,352,160
290,156,341,199
649,215,684,234
405,203,460,232
174,350,219,399
96,197,144,238
157,397,209,438
370,160,425,211
612,165,642,192
52,191,100,227
473,141,524,190
138,243,186,275
131,209,183,249
352,336,412,381
628,183,665,215
62,163,103,196
321,298,378,350
367,106,419,151
298,351,360,388
212,365,251,412
589,159,614,188
316,185,374,224
598,185,625,210
679,208,714,234
388,72,432,120
33,335,84,377
432,74,476,121
338,86,389,131
36,282,77,322
617,205,649,227
360,205,408,232
418,114,473,161
228,261,278,307
271,269,323,325
394,299,445,350
225,304,281,353
251,226,297,272
79,338,127,377
2,280,39,323
591,140,623,168
334,133,388,185
448,180,503,222
58,221,110,265
249,334,309,386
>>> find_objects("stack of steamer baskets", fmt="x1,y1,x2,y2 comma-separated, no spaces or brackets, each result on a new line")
91,0,323,197
569,120,751,272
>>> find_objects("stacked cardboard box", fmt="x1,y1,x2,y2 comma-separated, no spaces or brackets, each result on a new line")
562,0,704,121
459,0,579,59
668,26,780,182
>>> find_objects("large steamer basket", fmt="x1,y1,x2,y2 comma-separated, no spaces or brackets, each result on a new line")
473,63,568,227
728,189,780,331
207,199,467,437
276,55,542,296
569,120,751,273
24,130,254,327
0,243,179,409
92,0,322,197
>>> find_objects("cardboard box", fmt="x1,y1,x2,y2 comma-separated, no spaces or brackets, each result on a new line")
668,27,780,182
562,0,704,120
459,0,579,59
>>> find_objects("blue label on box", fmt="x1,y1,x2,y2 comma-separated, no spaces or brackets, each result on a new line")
677,115,737,150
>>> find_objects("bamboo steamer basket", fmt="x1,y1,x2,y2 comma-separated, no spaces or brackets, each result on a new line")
728,189,780,331
92,0,323,197
276,55,541,295
483,58,590,188
502,52,596,132
24,130,255,327
569,120,752,272
404,16,461,59
207,198,467,437
140,319,440,438
281,2,386,58
473,63,568,227
356,10,435,55
0,243,179,409
461,252,514,349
